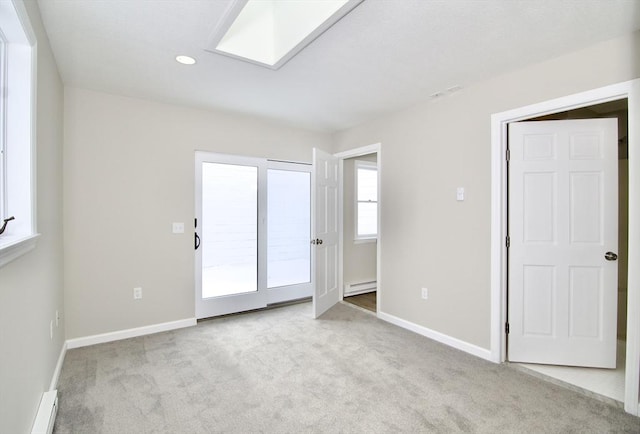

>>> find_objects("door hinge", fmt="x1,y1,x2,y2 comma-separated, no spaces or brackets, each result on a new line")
506,149,510,161
506,236,510,248
505,322,510,334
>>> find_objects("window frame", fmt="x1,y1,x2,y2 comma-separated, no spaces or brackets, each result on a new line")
0,0,38,268
354,160,378,241
0,31,6,221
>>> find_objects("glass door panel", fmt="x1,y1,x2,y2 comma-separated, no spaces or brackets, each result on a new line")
195,153,312,318
202,162,258,298
267,169,311,288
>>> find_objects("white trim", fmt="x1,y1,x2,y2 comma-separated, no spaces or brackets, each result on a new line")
49,341,67,391
353,238,376,244
344,280,376,296
378,310,493,361
490,79,640,416
0,233,38,267
66,318,196,349
334,143,380,159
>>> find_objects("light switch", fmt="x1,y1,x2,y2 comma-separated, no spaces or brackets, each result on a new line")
172,222,185,233
456,187,465,201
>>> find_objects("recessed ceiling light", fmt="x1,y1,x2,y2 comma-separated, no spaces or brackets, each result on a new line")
207,0,363,70
176,55,196,65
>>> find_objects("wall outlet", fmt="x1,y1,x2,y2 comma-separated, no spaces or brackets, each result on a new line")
133,287,142,300
172,222,185,233
49,320,53,340
421,287,429,300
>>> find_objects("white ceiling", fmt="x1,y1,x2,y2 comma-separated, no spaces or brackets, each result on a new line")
37,0,640,133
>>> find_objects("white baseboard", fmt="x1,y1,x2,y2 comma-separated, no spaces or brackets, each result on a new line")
377,311,493,362
344,280,377,297
344,288,376,297
49,341,67,391
66,318,197,349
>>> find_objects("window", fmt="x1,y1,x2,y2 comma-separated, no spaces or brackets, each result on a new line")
0,34,5,220
207,0,363,69
0,0,37,267
355,160,377,239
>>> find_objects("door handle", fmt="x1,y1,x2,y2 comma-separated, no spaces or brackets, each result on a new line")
195,232,201,250
318,239,323,245
604,251,617,261
0,216,15,235
311,238,323,245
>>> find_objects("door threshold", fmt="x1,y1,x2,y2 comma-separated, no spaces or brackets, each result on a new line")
507,362,624,409
198,297,311,322
340,299,377,316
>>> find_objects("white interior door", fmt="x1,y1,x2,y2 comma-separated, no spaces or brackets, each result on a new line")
312,148,340,318
508,118,618,368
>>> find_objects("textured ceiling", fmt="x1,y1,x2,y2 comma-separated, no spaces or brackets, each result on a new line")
37,0,640,132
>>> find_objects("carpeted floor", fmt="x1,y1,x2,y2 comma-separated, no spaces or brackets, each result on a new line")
53,302,639,433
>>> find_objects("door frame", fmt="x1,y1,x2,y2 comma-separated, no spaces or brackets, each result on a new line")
334,143,382,315
195,151,313,319
490,79,640,415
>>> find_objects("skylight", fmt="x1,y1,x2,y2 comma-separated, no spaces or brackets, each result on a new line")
207,0,363,70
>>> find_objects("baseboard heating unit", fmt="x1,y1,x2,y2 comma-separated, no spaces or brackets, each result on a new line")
31,390,58,434
344,280,376,296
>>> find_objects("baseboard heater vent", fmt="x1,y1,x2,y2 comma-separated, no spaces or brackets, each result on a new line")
31,390,57,434
344,280,376,296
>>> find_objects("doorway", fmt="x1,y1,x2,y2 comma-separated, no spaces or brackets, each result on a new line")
333,144,381,315
507,101,628,403
195,152,312,319
342,153,378,313
490,79,639,416
310,144,382,318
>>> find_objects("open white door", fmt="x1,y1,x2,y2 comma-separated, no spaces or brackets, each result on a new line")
508,118,618,368
312,148,340,318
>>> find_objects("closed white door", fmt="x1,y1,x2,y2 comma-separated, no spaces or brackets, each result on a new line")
312,148,340,318
508,118,618,368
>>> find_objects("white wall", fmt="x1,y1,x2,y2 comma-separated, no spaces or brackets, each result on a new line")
343,154,377,288
63,88,332,339
0,2,65,433
333,31,640,349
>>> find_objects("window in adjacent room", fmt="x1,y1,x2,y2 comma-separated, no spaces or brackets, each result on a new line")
355,160,378,240
0,0,38,267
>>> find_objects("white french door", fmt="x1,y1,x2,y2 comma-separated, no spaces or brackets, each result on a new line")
195,152,312,319
508,118,618,368
312,148,340,318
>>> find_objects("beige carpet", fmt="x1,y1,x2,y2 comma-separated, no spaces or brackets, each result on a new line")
54,302,639,433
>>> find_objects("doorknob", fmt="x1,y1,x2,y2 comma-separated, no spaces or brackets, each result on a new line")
311,238,323,245
195,232,200,250
318,239,323,245
604,251,618,261
311,239,316,245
